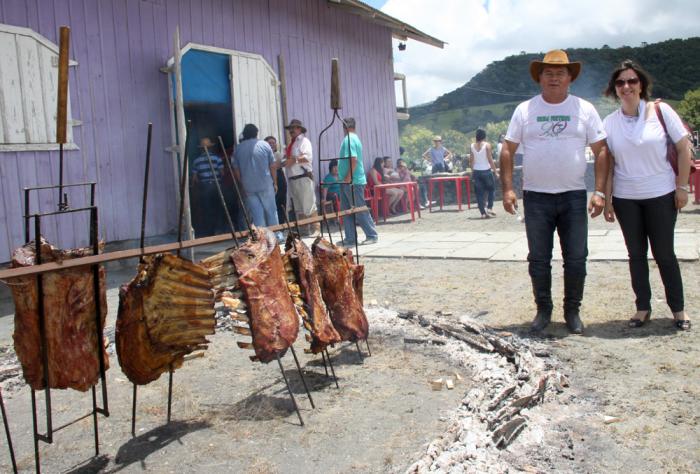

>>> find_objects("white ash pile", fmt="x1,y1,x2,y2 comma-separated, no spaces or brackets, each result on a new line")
365,307,570,474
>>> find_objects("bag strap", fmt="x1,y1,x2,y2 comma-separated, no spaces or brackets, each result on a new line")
653,99,670,137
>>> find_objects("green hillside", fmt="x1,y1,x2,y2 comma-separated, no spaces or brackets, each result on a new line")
402,37,700,135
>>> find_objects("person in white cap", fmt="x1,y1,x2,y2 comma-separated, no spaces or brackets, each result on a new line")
500,49,609,335
422,136,453,173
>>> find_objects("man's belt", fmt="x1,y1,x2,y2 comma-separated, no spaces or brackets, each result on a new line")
289,170,314,181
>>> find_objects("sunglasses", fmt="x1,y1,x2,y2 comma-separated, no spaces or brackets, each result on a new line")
615,77,640,87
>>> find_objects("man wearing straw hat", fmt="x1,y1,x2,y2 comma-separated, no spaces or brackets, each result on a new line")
284,118,321,237
500,49,609,335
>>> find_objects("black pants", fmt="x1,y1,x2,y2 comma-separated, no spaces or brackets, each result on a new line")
613,192,684,312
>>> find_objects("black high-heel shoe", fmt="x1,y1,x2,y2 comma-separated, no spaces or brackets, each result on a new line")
673,312,691,331
629,310,651,328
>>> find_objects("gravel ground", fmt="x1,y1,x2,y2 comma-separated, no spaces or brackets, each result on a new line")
0,196,698,472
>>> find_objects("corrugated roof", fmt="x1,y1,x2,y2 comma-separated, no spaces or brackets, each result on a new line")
327,0,445,49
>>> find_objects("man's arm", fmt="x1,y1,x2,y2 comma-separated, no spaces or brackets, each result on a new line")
342,157,357,183
422,148,431,161
588,139,608,218
500,139,519,214
444,148,453,161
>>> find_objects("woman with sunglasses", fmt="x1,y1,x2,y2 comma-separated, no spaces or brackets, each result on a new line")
602,60,693,330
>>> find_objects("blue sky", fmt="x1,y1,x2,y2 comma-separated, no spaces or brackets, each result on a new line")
363,0,387,8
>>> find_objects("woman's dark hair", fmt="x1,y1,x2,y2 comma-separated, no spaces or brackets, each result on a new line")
475,129,486,142
604,59,652,101
397,158,405,166
328,159,338,171
373,157,384,174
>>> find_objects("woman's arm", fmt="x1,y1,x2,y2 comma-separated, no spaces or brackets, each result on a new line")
486,143,499,176
604,150,615,222
674,136,693,209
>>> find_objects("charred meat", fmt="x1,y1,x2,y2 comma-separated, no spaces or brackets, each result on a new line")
9,238,108,391
116,253,215,385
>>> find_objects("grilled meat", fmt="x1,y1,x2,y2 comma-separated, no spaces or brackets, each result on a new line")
9,238,108,391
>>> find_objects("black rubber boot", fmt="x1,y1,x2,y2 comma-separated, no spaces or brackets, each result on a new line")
564,274,585,335
530,275,553,333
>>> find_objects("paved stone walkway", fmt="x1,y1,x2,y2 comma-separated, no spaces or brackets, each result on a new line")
314,228,700,261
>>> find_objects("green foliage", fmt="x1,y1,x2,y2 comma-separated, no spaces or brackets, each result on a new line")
399,125,433,167
678,87,700,129
410,37,700,120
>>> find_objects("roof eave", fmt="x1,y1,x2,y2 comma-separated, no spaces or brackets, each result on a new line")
327,0,445,49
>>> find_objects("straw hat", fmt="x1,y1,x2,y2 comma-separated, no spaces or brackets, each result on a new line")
285,119,307,133
529,50,581,83
432,135,442,142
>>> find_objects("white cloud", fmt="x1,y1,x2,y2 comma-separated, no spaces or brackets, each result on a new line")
383,0,700,105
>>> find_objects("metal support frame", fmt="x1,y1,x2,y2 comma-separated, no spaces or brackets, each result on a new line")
316,92,372,360
22,182,109,474
0,388,17,473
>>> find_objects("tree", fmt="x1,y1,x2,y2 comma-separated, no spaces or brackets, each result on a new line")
677,87,700,129
399,124,434,168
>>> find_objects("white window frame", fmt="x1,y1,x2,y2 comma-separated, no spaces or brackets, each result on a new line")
0,23,79,152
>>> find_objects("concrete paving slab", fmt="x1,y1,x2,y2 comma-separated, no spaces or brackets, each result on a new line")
401,232,458,242
476,232,525,244
404,248,457,259
490,241,530,261
674,228,696,233
435,232,484,242
451,242,509,259
588,229,609,236
588,251,630,261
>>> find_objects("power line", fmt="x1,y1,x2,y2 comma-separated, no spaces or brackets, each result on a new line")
459,84,533,98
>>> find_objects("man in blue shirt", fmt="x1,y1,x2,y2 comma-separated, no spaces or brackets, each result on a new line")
337,117,378,246
232,124,282,240
191,137,225,236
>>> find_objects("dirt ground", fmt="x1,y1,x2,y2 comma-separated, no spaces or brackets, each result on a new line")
0,197,698,473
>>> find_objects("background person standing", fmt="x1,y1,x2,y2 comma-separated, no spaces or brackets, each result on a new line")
284,119,320,236
337,117,379,246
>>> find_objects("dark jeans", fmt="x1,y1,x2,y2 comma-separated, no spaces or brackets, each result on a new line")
472,169,495,215
340,183,378,244
612,192,683,312
432,162,446,173
524,190,588,281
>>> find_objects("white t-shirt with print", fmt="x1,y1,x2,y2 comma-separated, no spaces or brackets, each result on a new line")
603,102,688,200
505,94,606,193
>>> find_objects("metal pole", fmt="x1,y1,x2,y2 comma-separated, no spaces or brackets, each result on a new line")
139,123,153,257
131,384,137,437
90,207,109,416
276,354,304,426
324,349,339,389
0,389,18,474
202,146,239,247
289,346,315,409
217,136,254,235
355,341,364,361
34,217,53,443
166,367,173,423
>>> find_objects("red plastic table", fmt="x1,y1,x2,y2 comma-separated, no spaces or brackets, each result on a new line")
693,161,700,204
427,175,471,212
372,182,421,222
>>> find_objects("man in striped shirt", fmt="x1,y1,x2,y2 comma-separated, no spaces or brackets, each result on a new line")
191,137,225,236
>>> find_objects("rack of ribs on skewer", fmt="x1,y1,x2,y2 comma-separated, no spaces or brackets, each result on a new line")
343,247,365,306
311,237,369,342
8,238,109,392
222,228,299,363
116,253,216,385
283,235,341,353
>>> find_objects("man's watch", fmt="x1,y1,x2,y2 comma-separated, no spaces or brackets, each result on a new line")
593,191,606,200
677,184,690,193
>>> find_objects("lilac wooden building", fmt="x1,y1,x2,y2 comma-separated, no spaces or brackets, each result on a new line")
0,0,442,262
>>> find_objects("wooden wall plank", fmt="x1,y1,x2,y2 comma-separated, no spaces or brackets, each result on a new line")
16,35,46,142
0,32,26,143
